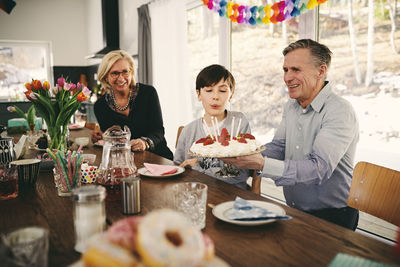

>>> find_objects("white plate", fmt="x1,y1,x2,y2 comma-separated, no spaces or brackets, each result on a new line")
189,145,265,158
138,166,185,178
68,124,84,130
93,141,104,147
212,200,286,226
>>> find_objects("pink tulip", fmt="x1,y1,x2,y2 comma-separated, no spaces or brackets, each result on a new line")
64,83,72,91
82,86,91,98
57,77,65,87
51,86,59,96
29,92,37,100
76,82,82,90
7,106,16,112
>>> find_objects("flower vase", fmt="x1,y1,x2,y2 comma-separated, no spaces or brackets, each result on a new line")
47,125,69,151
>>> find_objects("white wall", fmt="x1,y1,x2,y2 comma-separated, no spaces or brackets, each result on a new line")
0,0,89,66
119,0,149,55
87,0,103,59
0,0,150,65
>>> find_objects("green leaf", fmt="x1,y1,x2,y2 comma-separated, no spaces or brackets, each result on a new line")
26,105,36,126
12,105,27,120
32,102,50,125
34,94,56,125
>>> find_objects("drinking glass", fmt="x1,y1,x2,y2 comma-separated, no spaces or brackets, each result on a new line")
1,226,49,267
0,164,18,200
172,182,208,229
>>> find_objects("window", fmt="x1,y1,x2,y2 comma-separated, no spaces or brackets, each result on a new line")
0,40,53,101
231,18,300,144
319,0,400,241
187,5,220,118
186,0,398,241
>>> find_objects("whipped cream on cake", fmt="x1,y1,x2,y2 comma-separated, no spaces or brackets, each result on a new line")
189,128,263,158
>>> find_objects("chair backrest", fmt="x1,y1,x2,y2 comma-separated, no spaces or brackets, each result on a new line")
175,126,184,148
251,171,261,195
347,161,400,226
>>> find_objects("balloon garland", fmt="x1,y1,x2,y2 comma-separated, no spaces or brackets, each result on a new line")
202,0,328,25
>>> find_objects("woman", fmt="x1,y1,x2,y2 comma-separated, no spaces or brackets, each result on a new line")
91,50,173,160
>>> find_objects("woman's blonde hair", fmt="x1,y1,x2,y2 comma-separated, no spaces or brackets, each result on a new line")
97,50,136,92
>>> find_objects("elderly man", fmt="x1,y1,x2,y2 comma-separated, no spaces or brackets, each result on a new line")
224,39,359,230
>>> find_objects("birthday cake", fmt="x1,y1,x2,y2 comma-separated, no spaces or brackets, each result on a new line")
189,128,264,158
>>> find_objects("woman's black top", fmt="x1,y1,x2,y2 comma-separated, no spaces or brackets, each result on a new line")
94,83,173,160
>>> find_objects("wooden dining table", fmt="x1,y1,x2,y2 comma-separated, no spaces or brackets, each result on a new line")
0,128,399,267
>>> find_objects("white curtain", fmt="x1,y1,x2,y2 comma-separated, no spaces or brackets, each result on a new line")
149,0,193,153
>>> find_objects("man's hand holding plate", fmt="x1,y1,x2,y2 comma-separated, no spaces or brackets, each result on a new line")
220,153,265,171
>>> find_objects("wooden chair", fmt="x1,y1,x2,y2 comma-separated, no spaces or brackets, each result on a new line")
347,161,400,226
175,126,184,148
250,172,261,195
175,125,261,195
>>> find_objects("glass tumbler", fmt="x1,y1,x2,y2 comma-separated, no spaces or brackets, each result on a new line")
172,182,208,229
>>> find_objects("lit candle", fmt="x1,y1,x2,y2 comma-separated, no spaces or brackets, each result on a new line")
214,116,220,139
203,118,213,139
235,118,242,138
203,118,213,138
230,116,235,141
211,116,218,141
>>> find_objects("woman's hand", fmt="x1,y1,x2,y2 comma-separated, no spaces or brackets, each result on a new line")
131,138,147,151
180,158,198,168
91,129,103,143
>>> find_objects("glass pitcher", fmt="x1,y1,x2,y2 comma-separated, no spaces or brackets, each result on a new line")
97,125,137,200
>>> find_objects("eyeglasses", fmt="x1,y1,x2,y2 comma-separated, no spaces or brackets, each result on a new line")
109,69,131,79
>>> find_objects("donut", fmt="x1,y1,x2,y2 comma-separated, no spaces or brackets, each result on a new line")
82,234,138,267
106,216,143,252
136,209,205,267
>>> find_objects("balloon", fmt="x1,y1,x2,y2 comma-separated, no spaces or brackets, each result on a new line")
204,0,328,26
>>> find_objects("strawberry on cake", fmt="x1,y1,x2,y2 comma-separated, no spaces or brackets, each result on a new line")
189,128,264,158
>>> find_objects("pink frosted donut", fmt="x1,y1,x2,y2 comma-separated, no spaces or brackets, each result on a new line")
137,209,205,267
107,216,143,252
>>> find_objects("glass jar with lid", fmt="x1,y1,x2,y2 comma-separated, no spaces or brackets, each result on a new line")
72,185,106,253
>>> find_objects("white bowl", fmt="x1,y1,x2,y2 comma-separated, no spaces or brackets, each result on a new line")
75,137,89,147
82,154,96,164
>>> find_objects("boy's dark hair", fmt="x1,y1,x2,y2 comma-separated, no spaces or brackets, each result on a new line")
196,64,235,93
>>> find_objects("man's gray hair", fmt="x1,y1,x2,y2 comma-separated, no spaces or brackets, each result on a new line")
283,39,332,68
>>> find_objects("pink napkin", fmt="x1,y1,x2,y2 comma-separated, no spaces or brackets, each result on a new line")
143,163,178,175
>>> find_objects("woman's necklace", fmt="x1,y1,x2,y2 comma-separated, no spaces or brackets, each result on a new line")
111,88,132,111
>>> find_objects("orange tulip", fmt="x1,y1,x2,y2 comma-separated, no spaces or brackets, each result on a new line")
76,92,87,102
32,80,42,91
43,81,50,90
25,82,32,90
24,90,33,100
